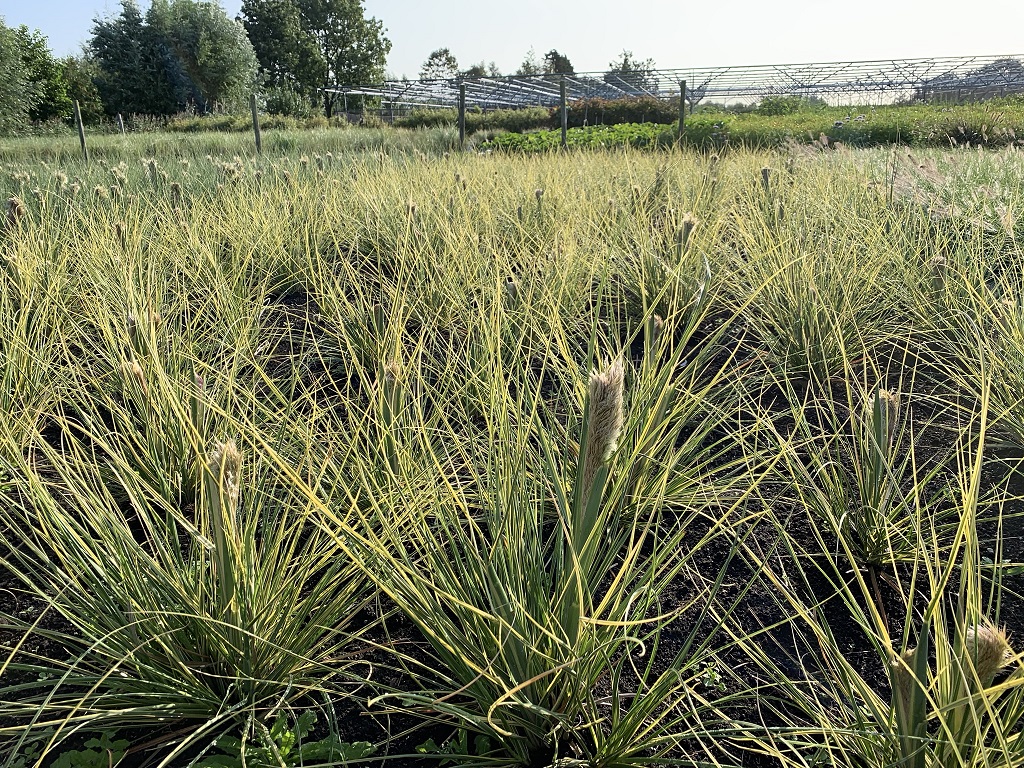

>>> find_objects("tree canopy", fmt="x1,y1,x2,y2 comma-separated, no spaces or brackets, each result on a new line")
241,0,390,116
543,49,574,75
606,50,657,92
0,19,36,135
91,0,259,116
0,17,99,133
516,47,541,77
420,47,458,80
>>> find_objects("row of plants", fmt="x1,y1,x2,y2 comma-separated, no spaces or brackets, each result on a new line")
0,141,1023,767
395,97,681,132
483,103,1024,152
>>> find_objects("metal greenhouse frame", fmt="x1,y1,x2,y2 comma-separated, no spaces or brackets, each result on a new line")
327,54,1024,112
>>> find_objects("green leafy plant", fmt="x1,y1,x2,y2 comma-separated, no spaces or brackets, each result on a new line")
416,730,493,766
51,733,130,768
196,711,375,768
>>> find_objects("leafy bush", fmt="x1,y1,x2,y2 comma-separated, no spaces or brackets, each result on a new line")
483,122,675,151
755,96,813,115
394,106,551,133
264,83,316,118
564,95,679,127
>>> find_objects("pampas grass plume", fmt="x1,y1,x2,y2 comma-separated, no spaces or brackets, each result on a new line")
965,621,1012,687
582,357,625,495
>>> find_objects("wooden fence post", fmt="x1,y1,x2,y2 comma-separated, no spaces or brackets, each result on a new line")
74,100,89,164
560,76,568,149
458,83,467,150
116,113,126,135
250,94,262,155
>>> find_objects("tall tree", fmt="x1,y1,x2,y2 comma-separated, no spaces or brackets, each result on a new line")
0,18,36,134
91,0,259,116
147,0,259,111
543,49,573,76
460,60,501,79
516,47,541,76
241,0,322,90
90,1,176,115
13,26,70,122
241,0,390,116
606,50,657,93
60,55,105,124
420,48,458,80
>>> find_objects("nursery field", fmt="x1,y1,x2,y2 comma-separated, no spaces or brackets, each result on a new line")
2,135,1024,767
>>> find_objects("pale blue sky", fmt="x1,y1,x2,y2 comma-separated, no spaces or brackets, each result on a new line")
2,0,1022,81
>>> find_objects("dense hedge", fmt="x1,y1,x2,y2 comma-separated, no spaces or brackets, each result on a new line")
393,106,551,133
163,113,354,133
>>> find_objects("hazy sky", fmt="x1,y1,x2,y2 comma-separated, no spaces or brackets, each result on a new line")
2,0,1023,81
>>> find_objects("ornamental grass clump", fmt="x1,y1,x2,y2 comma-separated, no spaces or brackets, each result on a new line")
0,421,374,763
330,294,756,765
776,369,951,566
740,413,1024,768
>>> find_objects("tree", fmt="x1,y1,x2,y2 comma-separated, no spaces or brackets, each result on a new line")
0,19,104,133
60,55,105,124
13,26,70,122
420,47,458,80
516,47,541,77
92,0,260,115
147,0,259,111
0,19,36,134
543,49,573,75
606,49,657,93
460,60,501,79
90,1,178,115
241,0,389,116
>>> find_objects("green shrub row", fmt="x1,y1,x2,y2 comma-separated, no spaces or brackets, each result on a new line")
394,97,679,133
163,113,355,133
482,102,1024,152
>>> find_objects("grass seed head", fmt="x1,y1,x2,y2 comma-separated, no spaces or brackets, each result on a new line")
209,439,242,510
6,196,26,230
582,357,626,495
123,360,147,395
383,359,401,383
892,647,920,717
873,388,901,447
965,621,1011,686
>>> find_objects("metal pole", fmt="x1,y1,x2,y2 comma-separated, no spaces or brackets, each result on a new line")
560,76,568,149
249,94,262,155
458,83,466,149
678,80,686,143
116,113,125,135
74,100,89,164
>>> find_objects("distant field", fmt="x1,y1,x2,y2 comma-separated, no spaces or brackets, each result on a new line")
2,141,1024,767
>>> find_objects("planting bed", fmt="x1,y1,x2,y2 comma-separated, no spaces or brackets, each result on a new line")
0,136,1023,767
